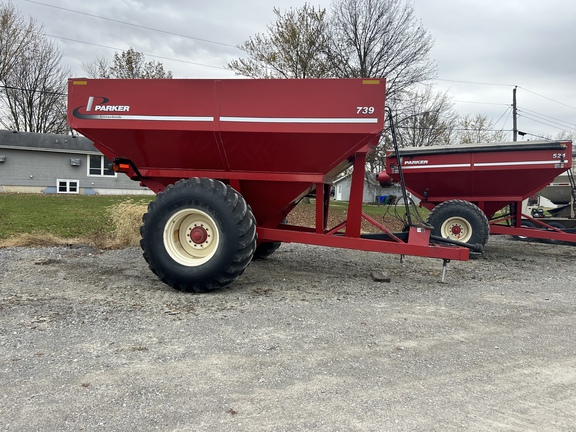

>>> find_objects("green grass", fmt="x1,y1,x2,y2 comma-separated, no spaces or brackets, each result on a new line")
0,194,153,240
328,199,429,219
0,193,428,247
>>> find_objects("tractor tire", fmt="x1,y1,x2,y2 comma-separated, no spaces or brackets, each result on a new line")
542,221,566,245
514,220,535,241
252,241,282,260
252,218,286,260
140,178,256,293
426,199,490,246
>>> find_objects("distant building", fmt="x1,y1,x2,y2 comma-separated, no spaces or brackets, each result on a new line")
333,171,382,203
0,130,151,195
332,170,419,205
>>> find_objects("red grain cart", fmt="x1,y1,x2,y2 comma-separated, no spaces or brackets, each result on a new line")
382,140,575,246
68,78,470,292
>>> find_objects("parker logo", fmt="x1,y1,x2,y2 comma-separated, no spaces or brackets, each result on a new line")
404,160,428,165
71,95,213,123
86,96,130,112
73,96,131,119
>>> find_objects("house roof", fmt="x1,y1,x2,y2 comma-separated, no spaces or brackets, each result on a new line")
0,130,99,155
333,170,380,187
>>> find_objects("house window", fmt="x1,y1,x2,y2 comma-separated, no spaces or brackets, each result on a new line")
57,179,79,194
88,155,116,177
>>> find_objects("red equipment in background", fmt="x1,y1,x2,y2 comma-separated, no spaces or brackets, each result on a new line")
384,141,576,245
68,78,470,292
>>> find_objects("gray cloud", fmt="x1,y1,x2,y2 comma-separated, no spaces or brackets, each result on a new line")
14,0,576,137
414,0,576,137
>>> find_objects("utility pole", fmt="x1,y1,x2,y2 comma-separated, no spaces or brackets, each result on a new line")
512,86,518,141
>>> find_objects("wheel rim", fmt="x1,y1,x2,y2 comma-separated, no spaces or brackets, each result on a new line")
544,222,565,245
163,208,219,266
517,221,535,240
440,216,473,242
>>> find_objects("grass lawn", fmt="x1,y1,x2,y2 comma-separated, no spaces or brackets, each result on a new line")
0,194,153,241
0,193,426,247
328,199,429,220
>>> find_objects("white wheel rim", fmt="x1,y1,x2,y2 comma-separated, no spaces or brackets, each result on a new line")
440,216,473,242
163,208,219,267
518,222,533,240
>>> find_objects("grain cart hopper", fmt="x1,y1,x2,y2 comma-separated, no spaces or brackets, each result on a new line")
68,78,471,292
381,140,575,246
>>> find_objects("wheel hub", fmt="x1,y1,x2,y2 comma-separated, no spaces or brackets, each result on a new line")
440,216,472,242
189,225,208,245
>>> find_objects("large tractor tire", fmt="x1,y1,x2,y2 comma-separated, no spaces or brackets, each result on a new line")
252,241,282,260
513,220,536,241
140,178,256,293
252,218,287,260
426,199,490,246
541,221,566,245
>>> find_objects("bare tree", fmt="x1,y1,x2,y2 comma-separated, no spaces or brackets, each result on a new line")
83,47,172,79
393,87,457,147
456,114,508,144
228,4,332,78
1,36,69,133
0,3,38,81
329,0,436,104
0,4,68,133
552,130,575,141
82,56,111,79
227,0,444,174
366,87,457,173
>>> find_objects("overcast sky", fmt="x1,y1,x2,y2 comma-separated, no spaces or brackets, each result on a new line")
13,0,576,140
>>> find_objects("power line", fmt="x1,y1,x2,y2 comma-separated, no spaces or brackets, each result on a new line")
432,79,576,117
24,0,239,49
450,128,511,132
518,108,575,130
518,113,574,131
452,100,509,106
518,113,571,132
518,107,576,129
395,125,511,132
519,132,555,141
518,86,576,111
1,84,66,96
431,78,515,87
493,106,513,129
46,34,229,71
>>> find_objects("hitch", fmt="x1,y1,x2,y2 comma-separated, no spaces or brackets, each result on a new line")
430,235,484,255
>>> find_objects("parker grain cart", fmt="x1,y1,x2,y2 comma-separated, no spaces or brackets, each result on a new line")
381,140,575,246
68,78,471,292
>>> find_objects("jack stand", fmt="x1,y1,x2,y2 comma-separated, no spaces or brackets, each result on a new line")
441,259,450,283
400,254,405,264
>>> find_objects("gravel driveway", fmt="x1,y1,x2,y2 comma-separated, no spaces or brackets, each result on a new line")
1,236,575,431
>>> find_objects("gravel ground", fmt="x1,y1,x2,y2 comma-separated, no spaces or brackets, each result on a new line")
1,236,575,431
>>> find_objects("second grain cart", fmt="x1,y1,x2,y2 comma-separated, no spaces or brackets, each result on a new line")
68,78,471,292
381,140,575,246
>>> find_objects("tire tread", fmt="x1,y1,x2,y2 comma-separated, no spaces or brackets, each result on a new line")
140,178,256,292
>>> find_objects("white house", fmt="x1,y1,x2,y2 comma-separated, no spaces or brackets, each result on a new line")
0,130,152,195
333,171,383,203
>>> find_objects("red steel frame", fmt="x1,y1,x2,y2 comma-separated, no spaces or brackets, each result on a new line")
489,209,574,243
124,145,470,260
241,146,469,261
